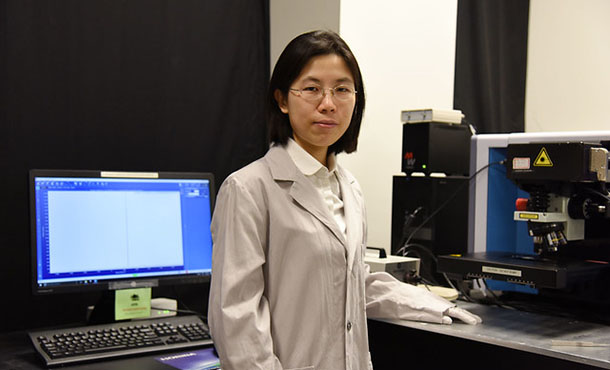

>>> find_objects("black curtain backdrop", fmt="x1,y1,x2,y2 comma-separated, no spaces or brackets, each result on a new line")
454,0,529,134
0,0,269,332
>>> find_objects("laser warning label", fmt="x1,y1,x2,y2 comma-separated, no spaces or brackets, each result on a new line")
534,147,553,167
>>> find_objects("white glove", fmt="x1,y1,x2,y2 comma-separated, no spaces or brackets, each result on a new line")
366,272,483,325
442,306,482,325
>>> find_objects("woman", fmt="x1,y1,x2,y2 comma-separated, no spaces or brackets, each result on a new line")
208,30,480,370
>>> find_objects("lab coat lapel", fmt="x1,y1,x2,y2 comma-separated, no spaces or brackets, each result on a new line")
337,167,362,272
265,146,347,246
289,181,347,245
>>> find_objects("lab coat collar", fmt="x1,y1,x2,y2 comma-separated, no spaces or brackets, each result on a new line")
285,138,338,176
265,145,347,246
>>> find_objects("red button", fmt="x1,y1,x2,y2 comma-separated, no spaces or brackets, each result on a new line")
515,198,529,211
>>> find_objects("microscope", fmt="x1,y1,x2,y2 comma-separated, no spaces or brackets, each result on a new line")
438,134,610,300
507,141,610,256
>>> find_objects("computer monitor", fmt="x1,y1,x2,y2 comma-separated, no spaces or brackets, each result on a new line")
29,169,215,295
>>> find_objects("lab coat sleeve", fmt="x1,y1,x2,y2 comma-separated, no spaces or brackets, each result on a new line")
364,267,456,324
208,176,283,370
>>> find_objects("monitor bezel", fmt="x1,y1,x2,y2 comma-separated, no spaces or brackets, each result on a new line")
29,169,216,295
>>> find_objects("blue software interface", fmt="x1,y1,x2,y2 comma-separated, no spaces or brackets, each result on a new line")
34,176,213,288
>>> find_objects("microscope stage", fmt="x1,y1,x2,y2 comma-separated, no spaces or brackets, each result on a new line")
437,252,608,289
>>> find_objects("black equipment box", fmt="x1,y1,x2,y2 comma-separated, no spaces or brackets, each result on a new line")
391,175,469,257
506,142,603,182
401,122,472,176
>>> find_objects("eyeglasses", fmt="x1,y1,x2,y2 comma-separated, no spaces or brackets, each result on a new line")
289,85,357,102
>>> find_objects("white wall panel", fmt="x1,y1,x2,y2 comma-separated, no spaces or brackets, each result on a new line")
526,0,610,132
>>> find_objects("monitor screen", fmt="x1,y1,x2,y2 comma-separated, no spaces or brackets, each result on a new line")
30,170,215,294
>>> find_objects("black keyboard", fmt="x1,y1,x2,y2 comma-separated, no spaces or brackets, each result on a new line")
28,315,213,367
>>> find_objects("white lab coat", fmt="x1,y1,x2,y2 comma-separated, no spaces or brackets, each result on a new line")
208,145,456,370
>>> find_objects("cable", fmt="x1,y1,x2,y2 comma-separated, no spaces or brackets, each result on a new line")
150,306,205,317
394,207,423,253
461,117,477,135
179,301,208,323
584,186,610,201
442,273,459,292
480,279,511,309
396,238,461,293
399,242,441,285
396,242,438,263
454,279,476,303
167,285,209,323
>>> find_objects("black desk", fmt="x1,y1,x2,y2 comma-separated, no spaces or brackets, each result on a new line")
368,301,610,370
0,330,213,370
5,302,610,370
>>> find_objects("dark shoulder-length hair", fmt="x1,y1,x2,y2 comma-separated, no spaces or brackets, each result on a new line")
266,30,366,155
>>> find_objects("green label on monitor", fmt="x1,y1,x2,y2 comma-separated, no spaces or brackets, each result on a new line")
115,288,151,321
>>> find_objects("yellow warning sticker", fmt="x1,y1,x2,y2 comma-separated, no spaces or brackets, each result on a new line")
534,147,553,167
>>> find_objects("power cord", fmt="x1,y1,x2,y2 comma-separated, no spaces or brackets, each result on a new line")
150,306,206,318
160,285,209,323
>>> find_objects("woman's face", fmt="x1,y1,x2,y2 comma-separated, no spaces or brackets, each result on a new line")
275,54,356,162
